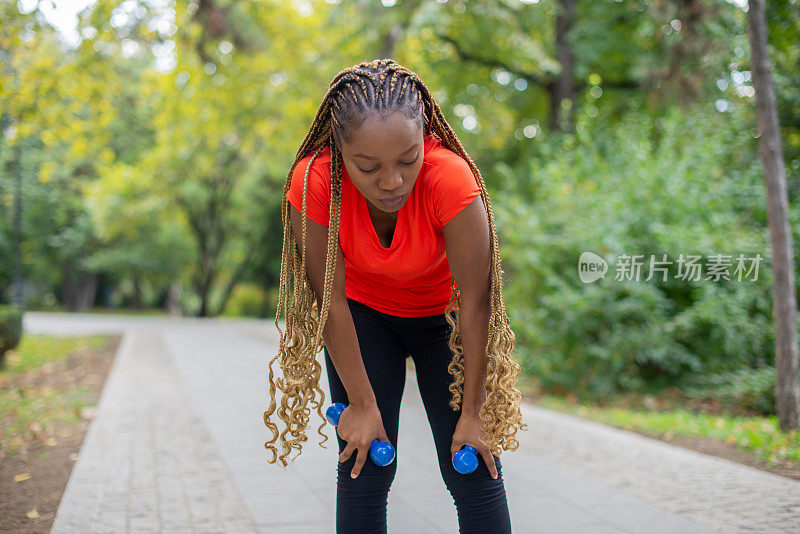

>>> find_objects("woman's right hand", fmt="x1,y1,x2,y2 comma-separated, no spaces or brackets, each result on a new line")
336,402,390,479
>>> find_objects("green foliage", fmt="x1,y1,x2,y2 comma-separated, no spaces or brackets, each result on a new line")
765,0,800,199
221,282,270,318
496,102,780,400
0,1,797,417
0,304,23,365
681,367,777,415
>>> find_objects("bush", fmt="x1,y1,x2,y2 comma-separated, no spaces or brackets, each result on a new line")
0,304,24,371
494,101,782,404
222,283,270,318
681,367,777,415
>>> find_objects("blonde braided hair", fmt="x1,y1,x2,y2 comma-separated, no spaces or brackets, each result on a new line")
264,58,525,468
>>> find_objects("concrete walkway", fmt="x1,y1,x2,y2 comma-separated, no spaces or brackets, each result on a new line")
23,312,800,533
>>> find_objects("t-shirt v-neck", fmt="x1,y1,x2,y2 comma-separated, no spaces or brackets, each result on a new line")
285,133,483,317
359,176,407,252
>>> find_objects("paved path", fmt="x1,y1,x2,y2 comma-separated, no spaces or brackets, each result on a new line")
22,312,799,533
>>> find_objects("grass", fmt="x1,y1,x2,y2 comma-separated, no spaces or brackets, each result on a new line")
0,334,111,457
29,305,170,316
2,335,108,376
0,386,96,456
530,392,800,468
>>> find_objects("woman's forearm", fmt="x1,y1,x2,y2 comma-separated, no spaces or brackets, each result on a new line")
321,298,378,407
457,297,491,416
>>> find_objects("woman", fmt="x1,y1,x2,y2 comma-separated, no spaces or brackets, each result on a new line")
264,58,525,533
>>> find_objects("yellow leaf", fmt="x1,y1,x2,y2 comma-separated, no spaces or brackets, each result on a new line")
72,137,88,158
26,509,40,519
39,161,55,183
45,437,58,447
100,147,115,164
14,473,31,482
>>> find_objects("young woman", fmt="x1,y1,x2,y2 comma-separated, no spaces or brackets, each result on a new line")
264,58,525,533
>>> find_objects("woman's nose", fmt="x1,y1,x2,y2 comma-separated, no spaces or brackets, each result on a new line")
379,172,403,190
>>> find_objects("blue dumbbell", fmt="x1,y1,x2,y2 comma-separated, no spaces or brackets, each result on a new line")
325,402,396,467
452,445,479,474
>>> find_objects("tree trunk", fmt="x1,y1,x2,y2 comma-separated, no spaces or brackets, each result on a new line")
166,281,183,317
62,263,98,312
196,287,208,317
379,23,403,60
131,274,143,309
550,0,577,132
12,135,24,309
747,0,799,430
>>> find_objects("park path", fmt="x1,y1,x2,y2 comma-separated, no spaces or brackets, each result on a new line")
22,312,800,533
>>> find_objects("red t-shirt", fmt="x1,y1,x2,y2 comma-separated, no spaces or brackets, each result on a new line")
285,133,482,317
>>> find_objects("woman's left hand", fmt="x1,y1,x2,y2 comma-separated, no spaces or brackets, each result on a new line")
450,412,498,479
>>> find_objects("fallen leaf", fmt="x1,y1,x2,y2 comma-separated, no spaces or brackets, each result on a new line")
79,406,97,420
45,437,57,446
14,473,31,482
26,509,39,519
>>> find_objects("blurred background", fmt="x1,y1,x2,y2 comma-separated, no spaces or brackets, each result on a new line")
1,0,799,465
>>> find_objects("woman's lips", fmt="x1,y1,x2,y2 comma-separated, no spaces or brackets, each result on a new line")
380,194,407,207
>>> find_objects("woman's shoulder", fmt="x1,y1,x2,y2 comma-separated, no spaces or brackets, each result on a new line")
293,144,333,180
422,135,475,186
287,145,332,226
421,135,482,226
422,134,473,177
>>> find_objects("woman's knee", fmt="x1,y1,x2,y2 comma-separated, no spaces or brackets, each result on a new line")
336,454,398,495
438,453,506,499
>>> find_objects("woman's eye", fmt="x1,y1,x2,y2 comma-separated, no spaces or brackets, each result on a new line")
358,155,419,174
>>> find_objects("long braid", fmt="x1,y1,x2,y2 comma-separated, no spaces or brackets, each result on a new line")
264,59,525,467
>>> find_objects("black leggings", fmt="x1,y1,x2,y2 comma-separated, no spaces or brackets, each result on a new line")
323,298,513,534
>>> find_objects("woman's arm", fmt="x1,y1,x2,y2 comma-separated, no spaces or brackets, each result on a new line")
288,203,376,408
288,203,388,478
442,195,493,415
442,195,499,478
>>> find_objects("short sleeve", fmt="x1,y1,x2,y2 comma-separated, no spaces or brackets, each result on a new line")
429,155,483,227
285,156,331,226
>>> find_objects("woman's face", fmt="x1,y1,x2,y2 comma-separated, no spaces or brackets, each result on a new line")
337,111,424,214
